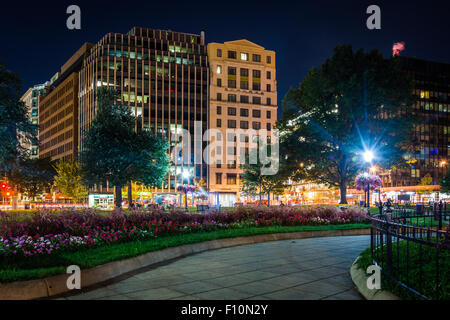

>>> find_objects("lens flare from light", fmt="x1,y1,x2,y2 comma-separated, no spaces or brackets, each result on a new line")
363,150,374,163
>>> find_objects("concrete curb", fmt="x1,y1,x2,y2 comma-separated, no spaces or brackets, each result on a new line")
350,256,401,300
0,228,370,300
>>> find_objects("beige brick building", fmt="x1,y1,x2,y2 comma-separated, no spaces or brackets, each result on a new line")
207,40,277,205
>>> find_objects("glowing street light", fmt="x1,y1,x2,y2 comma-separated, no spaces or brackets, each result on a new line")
363,150,374,163
362,149,375,208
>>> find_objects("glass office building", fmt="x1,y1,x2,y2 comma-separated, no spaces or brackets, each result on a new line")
78,27,209,194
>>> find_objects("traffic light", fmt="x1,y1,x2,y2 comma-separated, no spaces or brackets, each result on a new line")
0,182,13,198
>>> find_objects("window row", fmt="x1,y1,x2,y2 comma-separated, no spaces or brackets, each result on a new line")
217,106,271,118
215,173,238,185
217,49,271,64
215,119,272,131
216,66,271,79
215,93,272,105
216,78,272,92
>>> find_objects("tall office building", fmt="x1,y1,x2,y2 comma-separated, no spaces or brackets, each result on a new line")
207,40,277,205
78,27,209,198
20,84,47,158
377,57,450,202
38,43,92,161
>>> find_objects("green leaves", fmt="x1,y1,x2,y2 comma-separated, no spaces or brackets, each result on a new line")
279,45,417,203
8,157,55,200
440,170,450,194
0,62,37,171
79,87,169,193
53,159,88,202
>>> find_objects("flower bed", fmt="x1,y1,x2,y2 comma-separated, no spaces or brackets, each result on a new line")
0,206,368,259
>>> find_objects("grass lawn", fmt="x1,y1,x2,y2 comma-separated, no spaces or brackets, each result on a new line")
356,239,450,300
0,223,369,284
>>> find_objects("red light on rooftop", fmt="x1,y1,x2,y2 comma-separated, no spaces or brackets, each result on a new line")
392,42,405,56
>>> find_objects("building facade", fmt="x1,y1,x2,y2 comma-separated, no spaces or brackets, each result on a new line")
292,57,450,205
377,57,450,202
38,72,79,162
78,27,209,199
20,84,47,158
207,40,277,206
31,28,279,206
38,43,92,162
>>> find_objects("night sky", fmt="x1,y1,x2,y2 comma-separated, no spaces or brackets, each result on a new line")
1,0,449,115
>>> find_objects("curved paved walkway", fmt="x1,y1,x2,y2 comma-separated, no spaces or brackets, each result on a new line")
59,235,370,300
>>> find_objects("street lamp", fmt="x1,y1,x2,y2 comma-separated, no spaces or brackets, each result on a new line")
182,169,190,182
363,172,371,209
363,150,374,208
363,150,374,163
181,169,191,209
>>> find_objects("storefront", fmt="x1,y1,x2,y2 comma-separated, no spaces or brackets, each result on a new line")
88,194,114,209
347,185,443,205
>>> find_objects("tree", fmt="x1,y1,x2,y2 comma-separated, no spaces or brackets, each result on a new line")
177,184,195,209
8,157,55,202
419,173,433,186
53,159,88,202
80,88,169,208
279,45,417,204
440,171,450,194
0,62,37,172
240,142,286,206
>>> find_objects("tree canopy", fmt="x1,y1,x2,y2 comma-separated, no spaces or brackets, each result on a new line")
440,171,450,194
53,159,88,202
80,87,169,208
240,141,286,206
279,45,417,204
8,157,55,201
0,61,37,172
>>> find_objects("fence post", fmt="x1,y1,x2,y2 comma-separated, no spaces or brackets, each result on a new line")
439,200,443,231
386,204,393,274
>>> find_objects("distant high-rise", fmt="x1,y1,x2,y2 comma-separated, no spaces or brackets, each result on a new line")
38,43,92,162
379,57,450,200
20,84,46,158
78,27,209,195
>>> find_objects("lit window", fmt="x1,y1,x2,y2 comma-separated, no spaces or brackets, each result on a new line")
217,65,222,74
420,90,430,99
241,53,248,61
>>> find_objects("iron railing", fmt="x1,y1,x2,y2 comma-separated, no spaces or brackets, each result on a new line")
370,202,450,299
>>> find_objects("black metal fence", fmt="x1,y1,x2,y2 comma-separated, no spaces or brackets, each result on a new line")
370,202,450,299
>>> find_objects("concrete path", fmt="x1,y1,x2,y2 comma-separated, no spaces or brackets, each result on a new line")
58,235,370,300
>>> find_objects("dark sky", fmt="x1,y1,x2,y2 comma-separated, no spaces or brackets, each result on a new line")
1,0,449,113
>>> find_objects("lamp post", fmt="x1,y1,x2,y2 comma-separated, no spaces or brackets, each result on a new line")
370,166,382,206
363,172,370,208
363,150,374,208
182,169,190,209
